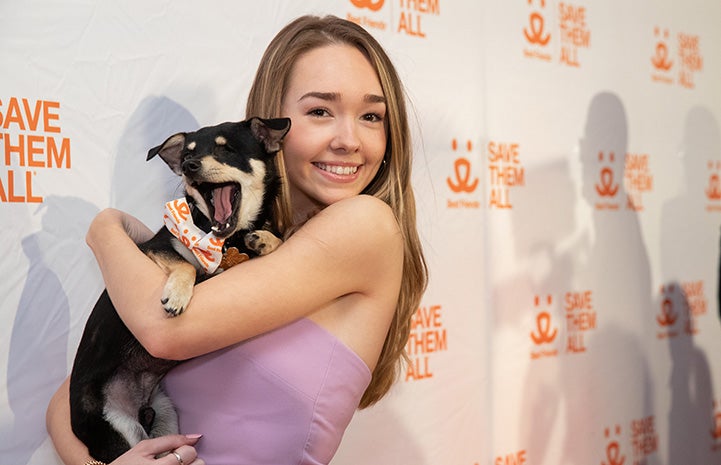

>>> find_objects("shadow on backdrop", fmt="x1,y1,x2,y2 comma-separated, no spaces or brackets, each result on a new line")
512,92,656,465
660,106,720,464
4,196,98,465
110,96,200,227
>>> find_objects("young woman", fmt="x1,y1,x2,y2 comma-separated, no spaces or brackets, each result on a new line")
47,15,427,465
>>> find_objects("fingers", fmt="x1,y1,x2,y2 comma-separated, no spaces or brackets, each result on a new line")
110,435,203,465
119,210,155,243
164,444,200,465
139,434,203,454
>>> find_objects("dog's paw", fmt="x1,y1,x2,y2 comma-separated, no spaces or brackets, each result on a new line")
245,230,282,256
161,279,194,317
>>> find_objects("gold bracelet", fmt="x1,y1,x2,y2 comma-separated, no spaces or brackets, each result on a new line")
84,460,106,465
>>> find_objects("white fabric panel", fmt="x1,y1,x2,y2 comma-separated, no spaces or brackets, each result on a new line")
0,1,719,464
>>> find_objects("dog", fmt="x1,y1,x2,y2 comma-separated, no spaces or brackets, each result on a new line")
69,117,291,462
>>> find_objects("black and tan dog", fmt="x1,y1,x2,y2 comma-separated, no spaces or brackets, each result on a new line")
69,117,291,462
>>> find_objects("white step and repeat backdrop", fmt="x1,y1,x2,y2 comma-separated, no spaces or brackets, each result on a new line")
1,1,720,464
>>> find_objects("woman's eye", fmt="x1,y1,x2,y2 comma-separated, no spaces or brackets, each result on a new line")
363,113,384,123
308,108,329,117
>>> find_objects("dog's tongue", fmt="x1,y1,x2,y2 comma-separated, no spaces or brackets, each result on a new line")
212,185,235,224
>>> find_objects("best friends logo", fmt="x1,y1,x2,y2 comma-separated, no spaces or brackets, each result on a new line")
523,0,592,67
591,151,655,212
593,151,620,210
656,280,708,339
650,26,704,89
447,138,481,209
706,160,721,211
530,290,598,360
601,416,659,465
711,400,721,451
0,97,71,204
656,283,681,339
530,294,559,359
347,0,440,38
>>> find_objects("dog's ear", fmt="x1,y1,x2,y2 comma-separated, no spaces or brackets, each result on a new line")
147,133,186,175
249,117,291,154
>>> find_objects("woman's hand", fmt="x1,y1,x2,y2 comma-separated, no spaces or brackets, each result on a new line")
109,435,204,465
87,208,155,248
47,378,204,465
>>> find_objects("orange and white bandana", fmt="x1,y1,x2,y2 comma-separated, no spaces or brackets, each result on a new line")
163,198,225,274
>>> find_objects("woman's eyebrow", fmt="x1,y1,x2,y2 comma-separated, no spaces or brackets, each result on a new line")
298,92,386,104
298,91,339,102
364,94,386,104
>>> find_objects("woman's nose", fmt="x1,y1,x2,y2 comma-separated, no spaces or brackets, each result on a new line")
330,119,361,153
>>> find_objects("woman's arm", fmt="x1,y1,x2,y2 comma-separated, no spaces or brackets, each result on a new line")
47,377,95,465
46,377,204,465
87,195,403,361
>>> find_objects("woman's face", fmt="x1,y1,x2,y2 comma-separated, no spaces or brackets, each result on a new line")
280,44,387,219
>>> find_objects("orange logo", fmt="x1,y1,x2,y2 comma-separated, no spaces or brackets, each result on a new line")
446,139,479,194
524,0,550,46
651,27,673,71
711,402,721,447
447,138,481,209
531,311,557,344
448,139,479,193
711,411,721,440
602,425,626,465
706,161,721,200
656,284,680,339
657,295,678,327
350,0,384,11
595,151,619,198
707,173,721,199
530,294,559,359
447,158,479,193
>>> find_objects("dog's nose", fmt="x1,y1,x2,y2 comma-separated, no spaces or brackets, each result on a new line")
182,159,202,173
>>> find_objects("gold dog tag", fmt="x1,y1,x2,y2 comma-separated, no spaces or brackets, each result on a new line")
220,247,250,270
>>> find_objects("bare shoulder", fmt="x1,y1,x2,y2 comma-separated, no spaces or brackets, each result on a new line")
297,196,404,366
306,194,401,242
287,195,403,292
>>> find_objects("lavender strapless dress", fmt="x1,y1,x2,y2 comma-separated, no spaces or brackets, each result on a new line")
163,318,371,465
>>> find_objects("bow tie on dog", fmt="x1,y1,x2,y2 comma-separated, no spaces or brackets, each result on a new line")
164,197,225,273
163,197,252,273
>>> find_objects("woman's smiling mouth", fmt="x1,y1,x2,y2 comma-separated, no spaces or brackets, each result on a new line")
313,162,359,175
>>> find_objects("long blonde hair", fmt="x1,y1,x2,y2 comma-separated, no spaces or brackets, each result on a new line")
246,15,428,408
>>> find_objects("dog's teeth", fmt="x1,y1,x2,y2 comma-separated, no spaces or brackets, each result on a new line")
225,222,230,229
211,226,220,232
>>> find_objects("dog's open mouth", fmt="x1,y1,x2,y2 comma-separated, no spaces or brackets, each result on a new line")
198,182,241,237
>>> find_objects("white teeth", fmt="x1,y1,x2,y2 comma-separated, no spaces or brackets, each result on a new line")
316,163,358,175
211,223,230,232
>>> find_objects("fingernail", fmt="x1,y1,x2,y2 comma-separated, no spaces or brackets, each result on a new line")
185,433,203,440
